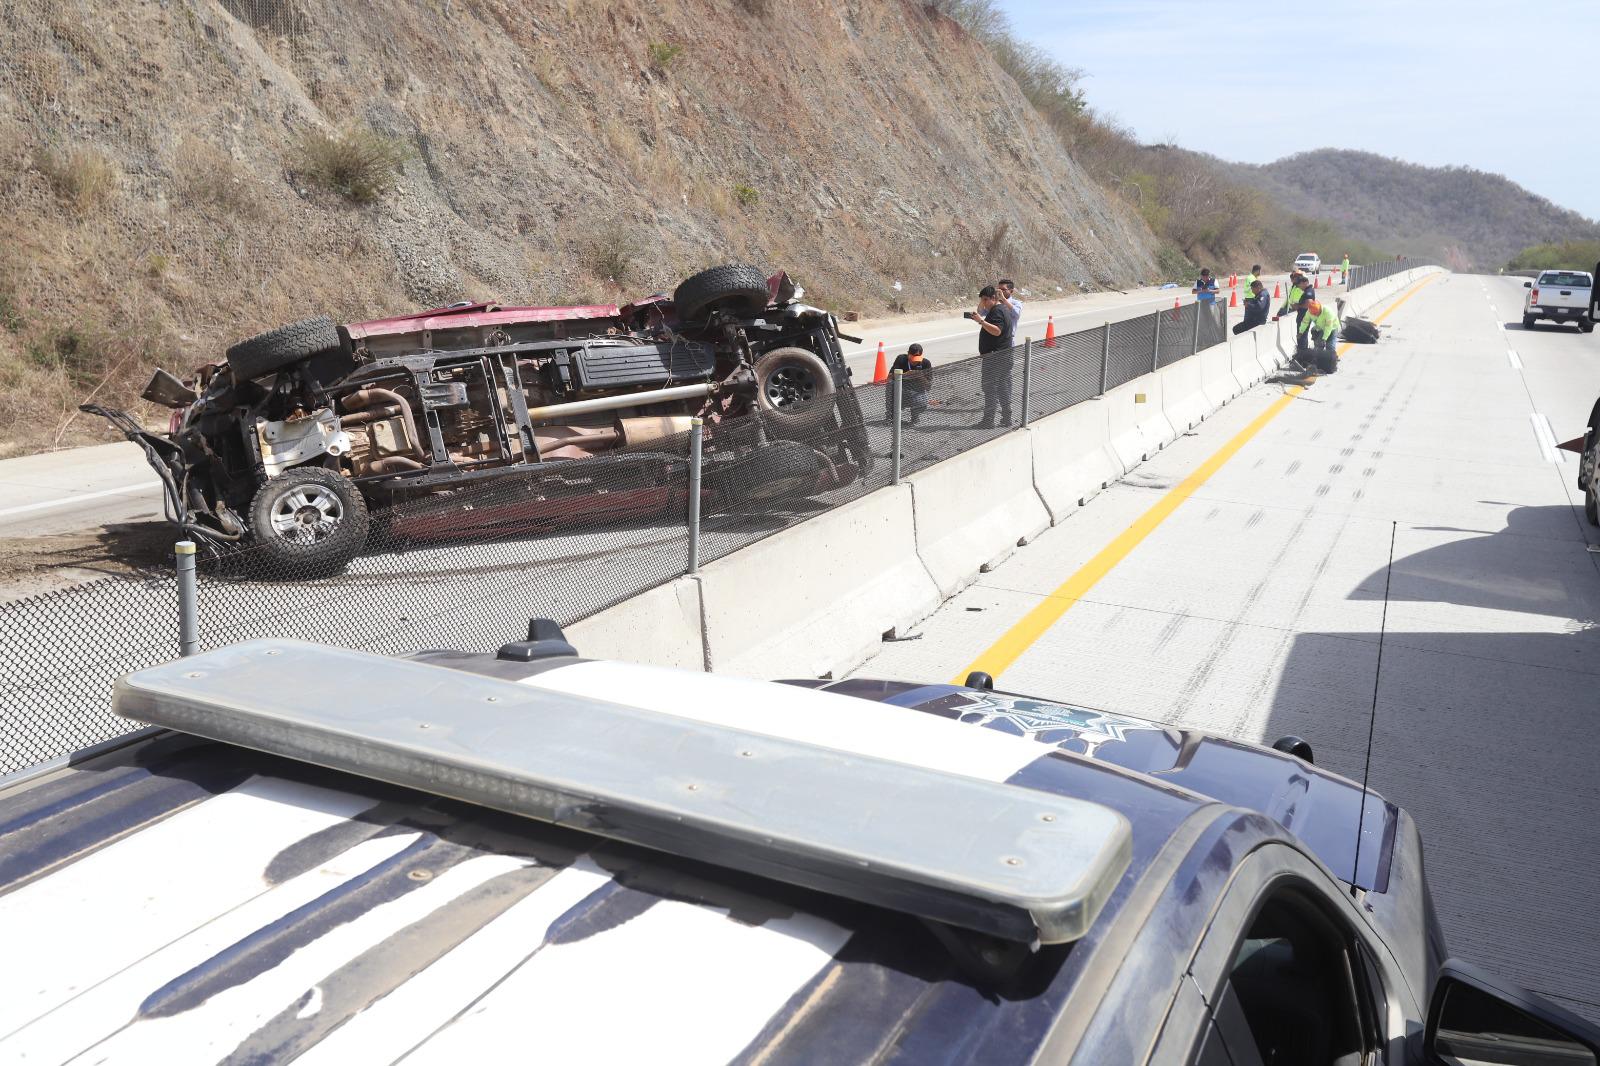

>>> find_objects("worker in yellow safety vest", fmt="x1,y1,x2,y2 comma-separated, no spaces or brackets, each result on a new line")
1242,263,1261,296
1274,272,1315,355
1340,253,1350,281
1296,297,1341,373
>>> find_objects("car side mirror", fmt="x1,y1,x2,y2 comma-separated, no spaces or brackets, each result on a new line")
1524,281,1533,288
1425,960,1600,1065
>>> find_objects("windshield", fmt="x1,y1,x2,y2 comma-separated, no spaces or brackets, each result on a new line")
1538,272,1592,287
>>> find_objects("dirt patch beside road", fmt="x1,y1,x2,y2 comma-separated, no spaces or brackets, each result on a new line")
0,522,171,602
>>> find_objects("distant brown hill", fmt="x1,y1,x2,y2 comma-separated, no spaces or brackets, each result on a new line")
1214,149,1600,270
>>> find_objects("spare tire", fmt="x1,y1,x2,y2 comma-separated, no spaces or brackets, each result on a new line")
226,316,342,380
673,264,770,324
754,346,836,439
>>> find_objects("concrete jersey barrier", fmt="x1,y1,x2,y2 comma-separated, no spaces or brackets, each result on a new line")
907,431,1050,598
1103,373,1176,470
1027,398,1121,522
697,483,940,679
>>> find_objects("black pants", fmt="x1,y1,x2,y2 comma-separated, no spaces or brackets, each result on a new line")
980,354,1014,422
887,388,930,421
1311,329,1338,372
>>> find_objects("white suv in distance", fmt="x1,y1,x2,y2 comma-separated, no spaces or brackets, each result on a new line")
1294,252,1322,275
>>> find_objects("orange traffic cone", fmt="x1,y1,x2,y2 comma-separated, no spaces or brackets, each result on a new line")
1272,283,1281,298
1044,316,1056,348
1229,274,1237,288
871,342,887,384
1229,289,1238,308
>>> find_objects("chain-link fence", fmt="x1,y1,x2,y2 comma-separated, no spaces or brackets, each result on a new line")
1347,259,1436,291
0,299,1242,776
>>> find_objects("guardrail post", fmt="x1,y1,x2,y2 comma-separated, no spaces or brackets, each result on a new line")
890,370,903,486
687,419,703,574
175,540,199,657
1099,321,1111,394
1191,303,1203,355
1019,337,1032,427
1151,309,1162,372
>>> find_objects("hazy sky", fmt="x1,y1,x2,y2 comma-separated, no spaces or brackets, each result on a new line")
999,0,1599,222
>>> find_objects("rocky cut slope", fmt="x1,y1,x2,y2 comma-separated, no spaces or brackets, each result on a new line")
0,0,1158,452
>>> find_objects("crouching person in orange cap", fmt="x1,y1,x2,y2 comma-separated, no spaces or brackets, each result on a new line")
888,343,935,425
1297,297,1341,374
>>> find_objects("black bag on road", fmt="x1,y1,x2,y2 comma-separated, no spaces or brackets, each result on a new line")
1342,317,1380,343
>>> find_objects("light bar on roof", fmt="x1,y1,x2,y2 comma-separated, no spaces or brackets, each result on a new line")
114,640,1131,945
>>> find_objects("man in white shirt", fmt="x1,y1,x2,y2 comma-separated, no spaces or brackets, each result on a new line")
997,279,1022,334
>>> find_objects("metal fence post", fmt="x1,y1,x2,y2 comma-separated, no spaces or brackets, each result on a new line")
687,419,703,574
175,540,199,657
1191,303,1202,355
1020,337,1032,427
890,370,903,486
1151,308,1162,372
1099,321,1111,394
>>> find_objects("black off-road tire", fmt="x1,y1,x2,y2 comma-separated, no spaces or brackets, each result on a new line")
1583,425,1600,528
754,346,837,439
1522,315,1536,330
247,466,369,578
706,440,824,506
1581,319,1595,334
226,316,342,381
673,264,771,324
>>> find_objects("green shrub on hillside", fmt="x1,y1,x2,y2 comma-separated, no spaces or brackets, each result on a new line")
1506,240,1600,272
293,125,409,204
34,147,116,214
648,42,684,70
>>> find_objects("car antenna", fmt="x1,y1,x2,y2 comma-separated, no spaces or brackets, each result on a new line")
1351,520,1396,900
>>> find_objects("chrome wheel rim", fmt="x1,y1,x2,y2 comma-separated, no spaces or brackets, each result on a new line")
269,485,344,543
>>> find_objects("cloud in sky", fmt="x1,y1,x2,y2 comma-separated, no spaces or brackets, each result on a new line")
999,0,1599,222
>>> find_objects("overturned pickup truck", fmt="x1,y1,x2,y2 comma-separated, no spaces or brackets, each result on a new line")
87,265,872,577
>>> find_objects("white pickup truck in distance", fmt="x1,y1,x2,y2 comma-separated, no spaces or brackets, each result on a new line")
1523,269,1595,332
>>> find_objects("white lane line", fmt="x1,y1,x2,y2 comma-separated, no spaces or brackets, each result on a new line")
0,481,159,519
1507,349,1523,370
1530,413,1566,464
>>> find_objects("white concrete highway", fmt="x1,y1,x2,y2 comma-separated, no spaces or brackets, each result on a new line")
854,273,1600,1019
0,442,162,538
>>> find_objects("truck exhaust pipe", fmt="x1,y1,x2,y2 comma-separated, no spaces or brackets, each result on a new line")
523,382,717,424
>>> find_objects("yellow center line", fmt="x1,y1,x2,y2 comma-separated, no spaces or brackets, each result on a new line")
953,273,1440,683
